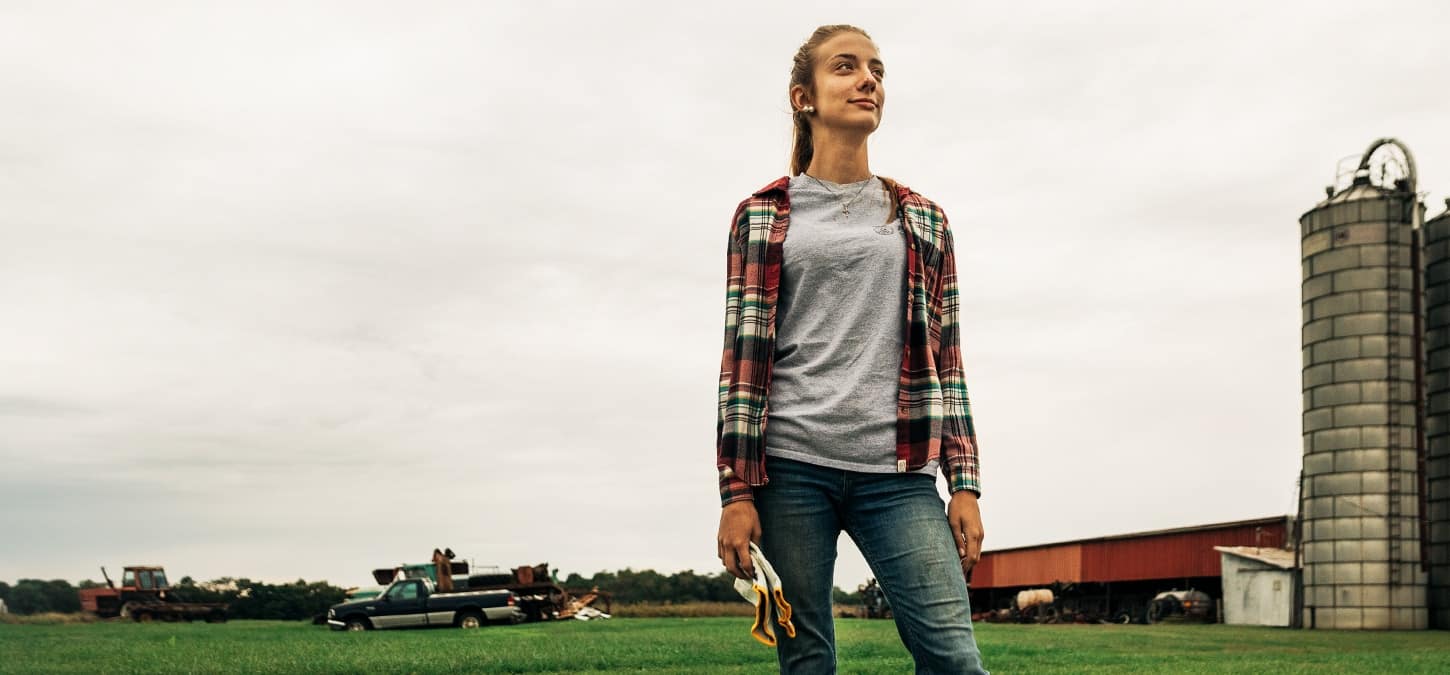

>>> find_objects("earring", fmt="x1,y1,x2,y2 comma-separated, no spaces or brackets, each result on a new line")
801,105,815,114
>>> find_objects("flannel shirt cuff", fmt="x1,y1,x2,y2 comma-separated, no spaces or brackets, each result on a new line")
719,471,754,507
945,464,981,498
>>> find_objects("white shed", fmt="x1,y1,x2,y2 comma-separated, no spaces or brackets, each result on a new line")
1215,546,1296,626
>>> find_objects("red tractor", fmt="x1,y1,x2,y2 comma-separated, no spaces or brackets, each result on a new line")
78,566,228,623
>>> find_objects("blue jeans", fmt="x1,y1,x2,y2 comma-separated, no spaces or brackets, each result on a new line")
755,456,989,675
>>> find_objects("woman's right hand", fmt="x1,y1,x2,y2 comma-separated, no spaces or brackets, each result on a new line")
717,501,762,581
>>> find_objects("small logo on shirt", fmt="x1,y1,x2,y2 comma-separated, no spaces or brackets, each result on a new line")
874,224,899,235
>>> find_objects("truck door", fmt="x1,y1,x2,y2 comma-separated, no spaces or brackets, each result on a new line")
375,580,428,628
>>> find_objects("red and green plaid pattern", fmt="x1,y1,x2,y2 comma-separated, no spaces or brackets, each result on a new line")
716,177,981,506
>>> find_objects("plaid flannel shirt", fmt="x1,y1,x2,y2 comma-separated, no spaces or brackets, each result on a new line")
716,176,981,506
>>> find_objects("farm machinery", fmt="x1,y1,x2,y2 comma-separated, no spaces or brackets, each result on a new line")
77,565,228,623
353,548,611,622
973,582,1217,624
1145,589,1215,623
858,579,891,619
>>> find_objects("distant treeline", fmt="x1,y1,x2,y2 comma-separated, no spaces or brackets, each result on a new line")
558,568,864,605
0,578,344,621
1,570,865,618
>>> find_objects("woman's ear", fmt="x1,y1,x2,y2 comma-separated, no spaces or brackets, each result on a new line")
789,85,811,112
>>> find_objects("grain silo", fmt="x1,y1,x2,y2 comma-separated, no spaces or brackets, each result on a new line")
1423,197,1450,629
1299,138,1428,630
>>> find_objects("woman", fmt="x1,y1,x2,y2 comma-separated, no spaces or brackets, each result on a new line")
714,25,989,674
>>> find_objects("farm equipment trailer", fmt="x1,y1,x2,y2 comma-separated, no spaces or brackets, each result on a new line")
353,548,611,622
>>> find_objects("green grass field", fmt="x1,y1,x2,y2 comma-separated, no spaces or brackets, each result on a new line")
2,618,1448,674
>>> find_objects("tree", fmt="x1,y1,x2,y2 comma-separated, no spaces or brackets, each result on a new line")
7,582,49,614
217,578,346,621
39,580,80,613
555,568,739,603
0,579,82,615
832,585,864,605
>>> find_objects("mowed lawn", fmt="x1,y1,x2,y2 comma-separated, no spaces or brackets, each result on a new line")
2,618,1449,674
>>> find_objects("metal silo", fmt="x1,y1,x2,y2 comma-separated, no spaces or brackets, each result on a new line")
1299,138,1428,630
1424,197,1450,629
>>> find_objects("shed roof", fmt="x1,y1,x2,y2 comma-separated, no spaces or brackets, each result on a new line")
1214,546,1298,570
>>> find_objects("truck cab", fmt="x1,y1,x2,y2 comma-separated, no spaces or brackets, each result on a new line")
374,578,430,628
121,567,170,597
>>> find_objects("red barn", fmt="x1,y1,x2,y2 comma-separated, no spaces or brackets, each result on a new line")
968,515,1293,623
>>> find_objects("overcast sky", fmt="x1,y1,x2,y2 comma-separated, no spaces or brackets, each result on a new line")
3,1,1449,593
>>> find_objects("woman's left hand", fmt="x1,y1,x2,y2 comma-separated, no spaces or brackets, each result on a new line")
948,491,984,572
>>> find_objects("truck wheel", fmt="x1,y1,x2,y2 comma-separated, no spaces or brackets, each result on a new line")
345,617,369,632
457,610,485,629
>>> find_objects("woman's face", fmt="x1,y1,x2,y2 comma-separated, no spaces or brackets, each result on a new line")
800,32,885,135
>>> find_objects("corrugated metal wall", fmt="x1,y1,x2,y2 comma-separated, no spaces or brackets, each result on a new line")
972,544,1082,588
1422,199,1450,629
972,519,1286,589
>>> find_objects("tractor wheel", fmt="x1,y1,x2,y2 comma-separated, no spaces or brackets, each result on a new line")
457,610,485,629
135,611,154,623
1148,597,1179,624
345,617,369,632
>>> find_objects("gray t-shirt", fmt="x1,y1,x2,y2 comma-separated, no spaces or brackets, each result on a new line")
764,174,936,476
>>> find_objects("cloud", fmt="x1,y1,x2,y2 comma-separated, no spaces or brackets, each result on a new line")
0,0,1446,590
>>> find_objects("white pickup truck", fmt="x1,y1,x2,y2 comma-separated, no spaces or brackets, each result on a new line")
326,577,525,631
